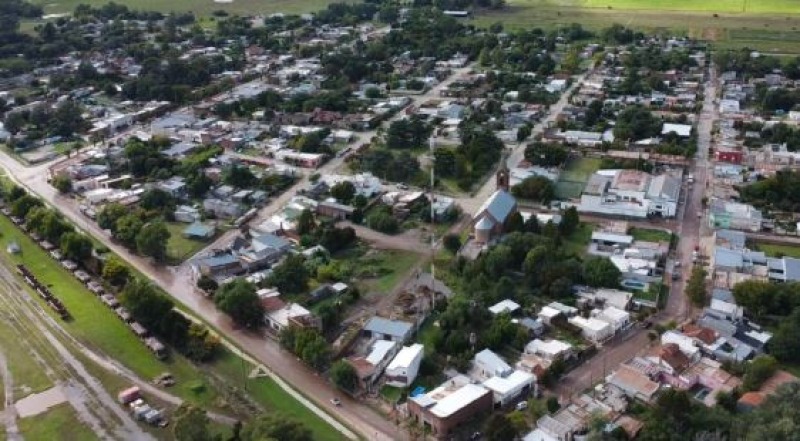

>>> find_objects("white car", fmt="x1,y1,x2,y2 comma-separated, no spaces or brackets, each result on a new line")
330,398,342,406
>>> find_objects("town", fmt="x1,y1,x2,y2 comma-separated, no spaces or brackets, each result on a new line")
1,1,800,440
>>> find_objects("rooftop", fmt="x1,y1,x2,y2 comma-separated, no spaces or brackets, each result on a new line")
363,316,413,339
387,344,424,370
476,189,516,224
611,169,650,193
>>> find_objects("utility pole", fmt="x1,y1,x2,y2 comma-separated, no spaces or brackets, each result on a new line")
429,134,436,312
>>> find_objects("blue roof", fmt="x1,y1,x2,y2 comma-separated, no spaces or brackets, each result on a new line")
712,288,735,303
251,234,291,251
200,253,238,268
716,229,746,250
714,248,744,269
477,190,516,224
184,223,214,237
364,317,412,339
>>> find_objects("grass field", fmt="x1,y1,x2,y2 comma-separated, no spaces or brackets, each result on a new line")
165,222,215,264
562,222,593,256
630,227,672,243
0,216,219,407
475,0,800,54
17,404,99,441
555,157,600,200
31,0,339,17
752,242,800,259
211,350,346,441
353,249,420,293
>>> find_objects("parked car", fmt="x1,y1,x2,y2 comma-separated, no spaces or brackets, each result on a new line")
330,398,341,406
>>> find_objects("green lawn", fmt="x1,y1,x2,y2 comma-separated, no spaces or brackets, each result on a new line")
555,157,601,200
0,216,218,407
629,227,672,243
165,222,215,264
211,350,346,441
752,242,800,259
17,404,99,441
583,0,799,13
380,384,405,403
0,314,53,401
354,250,421,293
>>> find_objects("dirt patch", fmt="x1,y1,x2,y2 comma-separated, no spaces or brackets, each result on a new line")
702,27,722,41
14,386,67,418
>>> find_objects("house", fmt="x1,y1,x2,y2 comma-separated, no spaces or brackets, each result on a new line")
385,343,424,387
576,288,633,310
715,149,744,164
362,317,413,343
157,176,187,198
474,349,513,378
661,330,702,361
408,376,494,439
537,306,563,325
708,199,762,232
606,364,660,402
316,200,355,220
488,299,521,315
472,189,518,244
661,123,692,138
767,256,800,282
183,222,215,240
516,317,546,337
709,288,743,319
236,233,293,271
174,205,201,223
594,306,631,332
568,315,613,342
348,339,398,389
524,339,573,361
264,303,317,332
203,198,243,219
482,370,535,408
195,253,242,277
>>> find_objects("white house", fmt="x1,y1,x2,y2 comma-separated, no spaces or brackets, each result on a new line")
488,299,521,315
661,330,702,361
385,344,424,387
264,303,313,332
474,349,513,378
579,170,680,218
568,316,613,342
482,370,536,407
524,339,573,361
594,306,631,333
709,289,743,320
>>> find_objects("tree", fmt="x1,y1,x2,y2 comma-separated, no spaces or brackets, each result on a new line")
115,214,144,248
52,175,72,193
268,254,310,295
329,360,357,393
139,188,175,214
196,275,219,294
172,405,212,441
511,176,554,202
559,207,580,236
223,164,257,188
686,267,708,307
738,382,800,440
241,414,312,441
524,142,568,166
330,181,356,205
102,255,130,288
120,279,174,332
366,209,398,234
504,212,525,233
51,100,87,137
613,105,662,141
97,203,128,231
770,308,800,363
443,233,461,254
214,279,263,328
742,355,778,392
184,323,220,362
136,221,170,261
484,413,520,441
583,256,621,288
295,209,316,236
10,194,42,218
60,232,93,261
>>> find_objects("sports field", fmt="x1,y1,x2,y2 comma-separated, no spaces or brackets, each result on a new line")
32,0,338,16
475,0,800,54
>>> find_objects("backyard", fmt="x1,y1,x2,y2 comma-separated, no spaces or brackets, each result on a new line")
752,242,800,259
630,227,673,243
165,222,217,264
555,157,601,200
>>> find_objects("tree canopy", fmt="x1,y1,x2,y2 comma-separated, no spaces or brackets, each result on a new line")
214,279,263,328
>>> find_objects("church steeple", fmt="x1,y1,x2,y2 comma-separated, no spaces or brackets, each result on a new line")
496,152,510,192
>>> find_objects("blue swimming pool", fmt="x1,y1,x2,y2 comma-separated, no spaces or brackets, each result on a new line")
621,280,648,291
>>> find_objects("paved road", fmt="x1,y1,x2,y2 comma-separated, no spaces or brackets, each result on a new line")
554,64,718,398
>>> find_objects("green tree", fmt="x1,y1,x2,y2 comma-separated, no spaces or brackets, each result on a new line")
10,194,42,218
268,254,310,295
739,382,800,440
613,105,662,141
196,275,219,294
742,355,778,392
511,176,554,202
484,413,519,441
172,405,212,441
770,308,800,363
686,267,708,307
184,323,220,362
241,414,312,441
329,360,358,393
214,279,263,328
136,221,170,261
97,203,128,231
115,214,144,248
524,142,568,166
120,279,174,331
102,255,130,288
443,233,461,254
330,181,356,204
583,256,621,288
52,175,72,193
559,207,580,236
223,164,257,188
295,209,316,236
366,209,398,234
60,232,93,261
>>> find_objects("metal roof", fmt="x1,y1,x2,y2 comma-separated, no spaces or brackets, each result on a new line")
363,317,412,339
476,190,516,224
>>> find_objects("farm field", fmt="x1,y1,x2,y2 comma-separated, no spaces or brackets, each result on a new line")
475,0,800,54
31,0,340,17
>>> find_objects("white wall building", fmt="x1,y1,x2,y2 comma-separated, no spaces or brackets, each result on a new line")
482,370,536,407
579,170,680,218
568,316,613,342
385,344,424,387
594,306,631,333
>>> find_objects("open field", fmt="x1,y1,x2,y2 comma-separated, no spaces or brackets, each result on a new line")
0,317,53,401
474,0,800,54
31,0,339,17
17,404,99,441
555,157,600,200
165,222,215,264
752,242,800,259
630,227,672,243
211,350,346,441
0,215,219,407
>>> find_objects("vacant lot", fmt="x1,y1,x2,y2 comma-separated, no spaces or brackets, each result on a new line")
630,227,672,243
752,242,800,259
475,0,800,54
17,404,98,441
165,222,215,264
555,157,600,200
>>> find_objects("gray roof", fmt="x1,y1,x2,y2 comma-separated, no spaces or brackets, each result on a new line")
251,234,291,252
475,348,512,377
647,175,680,201
184,223,214,237
199,253,239,268
476,190,516,224
716,229,746,250
364,317,413,339
162,142,197,157
711,288,735,303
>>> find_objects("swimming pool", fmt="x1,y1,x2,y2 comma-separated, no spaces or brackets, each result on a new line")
621,280,648,291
